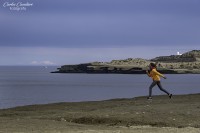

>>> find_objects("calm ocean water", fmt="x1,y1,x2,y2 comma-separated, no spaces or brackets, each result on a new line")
0,66,199,109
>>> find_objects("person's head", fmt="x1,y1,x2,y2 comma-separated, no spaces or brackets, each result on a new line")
149,63,156,69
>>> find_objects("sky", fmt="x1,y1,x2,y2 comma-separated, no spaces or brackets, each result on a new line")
0,0,200,66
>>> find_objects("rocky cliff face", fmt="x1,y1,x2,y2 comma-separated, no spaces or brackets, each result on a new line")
151,50,200,63
151,50,200,69
109,58,150,67
53,50,200,74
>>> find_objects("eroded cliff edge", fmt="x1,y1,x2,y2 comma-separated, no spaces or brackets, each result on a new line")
52,50,200,74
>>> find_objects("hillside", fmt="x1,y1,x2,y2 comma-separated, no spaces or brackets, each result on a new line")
52,50,200,74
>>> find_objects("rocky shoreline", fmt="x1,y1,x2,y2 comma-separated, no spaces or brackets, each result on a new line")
52,50,200,74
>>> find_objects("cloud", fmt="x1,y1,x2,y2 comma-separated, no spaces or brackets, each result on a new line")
31,61,38,65
30,60,55,65
1,0,200,47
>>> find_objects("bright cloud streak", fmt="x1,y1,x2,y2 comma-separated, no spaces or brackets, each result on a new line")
30,60,55,66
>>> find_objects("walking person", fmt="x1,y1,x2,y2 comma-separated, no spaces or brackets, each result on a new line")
146,63,172,100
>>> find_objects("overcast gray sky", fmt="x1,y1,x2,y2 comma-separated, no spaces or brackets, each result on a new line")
0,0,200,65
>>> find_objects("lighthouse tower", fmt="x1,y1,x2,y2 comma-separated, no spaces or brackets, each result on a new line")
177,52,182,55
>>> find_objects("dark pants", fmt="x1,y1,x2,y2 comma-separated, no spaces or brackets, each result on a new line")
149,80,170,97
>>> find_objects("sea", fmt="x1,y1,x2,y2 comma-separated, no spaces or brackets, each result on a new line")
0,66,199,109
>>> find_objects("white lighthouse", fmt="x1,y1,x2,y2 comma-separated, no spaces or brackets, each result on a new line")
177,52,182,55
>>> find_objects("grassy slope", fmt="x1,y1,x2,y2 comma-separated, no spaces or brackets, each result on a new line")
0,94,200,129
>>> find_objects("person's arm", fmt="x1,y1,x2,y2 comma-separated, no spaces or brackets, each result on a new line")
152,69,167,79
146,70,151,77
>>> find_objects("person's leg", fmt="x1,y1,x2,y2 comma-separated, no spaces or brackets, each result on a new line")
156,81,170,95
149,81,157,97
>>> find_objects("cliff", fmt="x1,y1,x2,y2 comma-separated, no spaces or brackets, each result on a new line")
52,50,200,74
151,50,200,62
151,50,200,70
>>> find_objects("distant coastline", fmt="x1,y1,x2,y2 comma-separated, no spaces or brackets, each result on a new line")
52,50,200,74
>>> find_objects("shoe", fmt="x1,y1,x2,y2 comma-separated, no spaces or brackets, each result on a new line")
169,94,172,99
147,97,152,100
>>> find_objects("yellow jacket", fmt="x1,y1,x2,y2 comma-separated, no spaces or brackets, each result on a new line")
147,68,164,81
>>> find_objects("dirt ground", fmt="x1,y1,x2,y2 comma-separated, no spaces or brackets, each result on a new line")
0,94,200,133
